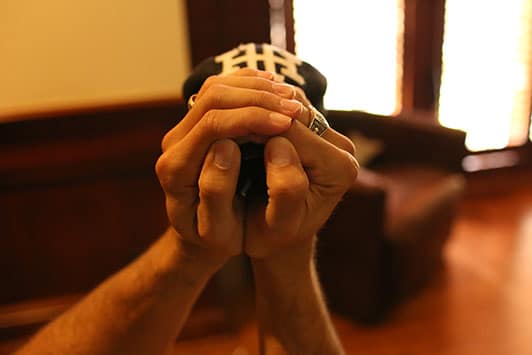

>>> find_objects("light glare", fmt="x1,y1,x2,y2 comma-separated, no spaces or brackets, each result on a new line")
439,0,532,151
293,1,403,115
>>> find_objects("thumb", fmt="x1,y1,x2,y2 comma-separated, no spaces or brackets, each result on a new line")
263,137,308,239
197,139,242,247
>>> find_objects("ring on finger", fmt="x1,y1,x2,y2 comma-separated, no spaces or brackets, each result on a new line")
187,94,198,110
308,107,330,137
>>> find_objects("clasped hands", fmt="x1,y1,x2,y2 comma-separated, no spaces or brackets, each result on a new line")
155,68,359,270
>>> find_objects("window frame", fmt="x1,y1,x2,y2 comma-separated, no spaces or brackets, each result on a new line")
185,0,532,167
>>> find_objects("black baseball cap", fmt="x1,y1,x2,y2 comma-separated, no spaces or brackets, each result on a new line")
181,43,328,198
183,42,327,114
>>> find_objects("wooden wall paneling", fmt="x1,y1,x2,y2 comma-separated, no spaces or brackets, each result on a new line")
0,101,252,339
0,175,168,303
0,102,185,304
186,0,271,66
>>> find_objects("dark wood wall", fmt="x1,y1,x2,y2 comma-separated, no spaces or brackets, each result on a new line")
402,0,446,113
186,0,271,66
0,102,185,304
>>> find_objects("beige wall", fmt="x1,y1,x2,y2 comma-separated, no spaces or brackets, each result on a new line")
0,0,191,118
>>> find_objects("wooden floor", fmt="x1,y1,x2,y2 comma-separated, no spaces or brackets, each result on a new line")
2,169,531,354
333,169,532,355
169,168,532,355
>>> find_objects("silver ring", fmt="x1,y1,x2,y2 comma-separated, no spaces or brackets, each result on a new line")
308,107,329,136
187,94,198,110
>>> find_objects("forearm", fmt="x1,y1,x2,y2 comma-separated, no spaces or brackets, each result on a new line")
251,239,345,355
16,228,220,355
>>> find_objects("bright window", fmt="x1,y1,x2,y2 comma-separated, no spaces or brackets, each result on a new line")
438,0,532,151
293,1,532,153
292,1,404,115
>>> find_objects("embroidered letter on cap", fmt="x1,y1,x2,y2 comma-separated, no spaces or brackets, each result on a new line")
214,43,305,85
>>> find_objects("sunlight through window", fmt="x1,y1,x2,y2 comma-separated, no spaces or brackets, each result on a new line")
438,0,532,151
292,1,403,115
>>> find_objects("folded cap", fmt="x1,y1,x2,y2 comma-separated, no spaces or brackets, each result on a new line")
182,43,328,198
183,42,327,114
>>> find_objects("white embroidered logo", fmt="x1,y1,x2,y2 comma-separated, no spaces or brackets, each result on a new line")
214,43,305,85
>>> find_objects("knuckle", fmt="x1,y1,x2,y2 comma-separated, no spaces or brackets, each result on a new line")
155,153,172,189
251,90,275,107
341,135,356,156
202,109,223,137
202,75,218,90
203,84,227,107
155,152,187,191
340,151,359,187
160,131,172,152
270,171,308,200
198,173,226,200
295,87,308,101
234,67,257,76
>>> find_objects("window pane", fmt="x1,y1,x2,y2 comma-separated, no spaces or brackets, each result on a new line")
438,0,532,151
293,1,403,115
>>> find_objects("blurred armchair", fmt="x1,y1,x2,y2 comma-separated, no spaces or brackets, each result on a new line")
316,110,467,323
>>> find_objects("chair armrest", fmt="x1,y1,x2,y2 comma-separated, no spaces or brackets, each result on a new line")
317,178,389,322
327,110,467,172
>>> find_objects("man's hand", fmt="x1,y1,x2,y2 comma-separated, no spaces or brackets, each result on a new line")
155,69,304,268
15,69,353,355
244,89,357,355
244,91,358,262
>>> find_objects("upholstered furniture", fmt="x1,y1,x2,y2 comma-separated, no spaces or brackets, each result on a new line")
317,110,467,322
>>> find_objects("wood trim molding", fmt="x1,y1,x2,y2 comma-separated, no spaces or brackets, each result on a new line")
284,0,295,53
0,96,182,124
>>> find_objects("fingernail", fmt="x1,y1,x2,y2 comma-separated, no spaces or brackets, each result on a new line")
257,71,275,80
280,99,302,115
213,141,234,170
272,83,295,98
269,112,293,129
268,139,293,167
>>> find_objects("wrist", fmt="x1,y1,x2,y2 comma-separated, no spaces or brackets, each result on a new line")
251,236,315,271
162,227,226,287
251,236,316,289
251,237,321,339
